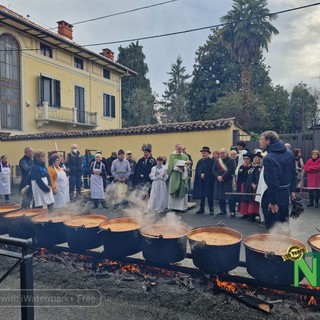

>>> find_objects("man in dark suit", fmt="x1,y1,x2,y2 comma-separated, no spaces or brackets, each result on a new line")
193,147,215,215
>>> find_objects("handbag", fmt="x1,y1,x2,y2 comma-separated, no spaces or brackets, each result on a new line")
290,196,304,219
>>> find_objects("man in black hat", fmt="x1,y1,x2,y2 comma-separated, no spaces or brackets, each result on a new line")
133,146,156,189
193,147,215,214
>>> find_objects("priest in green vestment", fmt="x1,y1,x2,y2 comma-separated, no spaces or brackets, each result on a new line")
167,143,191,211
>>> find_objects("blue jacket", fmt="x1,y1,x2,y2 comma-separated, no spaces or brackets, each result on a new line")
263,140,296,205
30,159,52,192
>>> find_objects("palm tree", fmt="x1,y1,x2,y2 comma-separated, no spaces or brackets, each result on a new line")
220,0,279,127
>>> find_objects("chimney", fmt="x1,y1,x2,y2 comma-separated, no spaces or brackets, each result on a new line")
100,48,114,61
57,20,73,40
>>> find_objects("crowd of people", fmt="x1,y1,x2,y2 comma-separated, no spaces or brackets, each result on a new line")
2,130,317,230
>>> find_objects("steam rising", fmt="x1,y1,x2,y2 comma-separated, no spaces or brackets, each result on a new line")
105,183,190,231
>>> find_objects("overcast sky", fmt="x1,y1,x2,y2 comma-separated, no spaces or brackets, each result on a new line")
4,0,320,96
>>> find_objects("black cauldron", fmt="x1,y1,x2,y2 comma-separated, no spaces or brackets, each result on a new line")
140,224,188,264
31,212,76,247
99,217,142,258
4,208,46,239
188,226,242,274
63,214,108,250
244,234,306,285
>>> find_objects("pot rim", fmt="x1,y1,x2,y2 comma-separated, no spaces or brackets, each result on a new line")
4,208,47,220
31,212,76,224
0,204,21,215
63,214,108,229
187,226,243,246
243,233,306,256
307,233,320,252
140,224,189,239
99,216,141,232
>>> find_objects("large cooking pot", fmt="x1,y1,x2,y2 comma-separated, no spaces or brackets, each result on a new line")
244,234,307,285
31,212,76,247
0,204,21,234
188,226,242,274
99,217,142,258
4,208,47,239
140,224,188,264
63,214,108,250
307,234,320,252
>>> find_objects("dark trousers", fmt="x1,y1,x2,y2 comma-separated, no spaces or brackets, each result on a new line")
262,204,289,229
35,203,54,212
93,199,107,207
219,199,236,213
309,189,320,205
69,175,82,200
83,173,89,189
200,194,214,212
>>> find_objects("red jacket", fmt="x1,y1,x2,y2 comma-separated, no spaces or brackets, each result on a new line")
304,157,320,188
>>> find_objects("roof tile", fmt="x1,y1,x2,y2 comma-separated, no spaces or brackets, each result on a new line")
0,118,239,142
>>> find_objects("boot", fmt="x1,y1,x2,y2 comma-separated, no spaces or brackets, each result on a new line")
102,200,108,209
196,208,205,214
93,200,98,209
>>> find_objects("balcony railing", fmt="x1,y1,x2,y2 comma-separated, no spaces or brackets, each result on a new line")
35,103,98,129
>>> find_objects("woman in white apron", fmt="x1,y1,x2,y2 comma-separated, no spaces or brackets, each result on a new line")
48,154,70,209
30,150,54,211
0,155,11,203
89,154,107,209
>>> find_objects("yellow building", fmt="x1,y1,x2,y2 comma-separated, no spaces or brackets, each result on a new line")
0,6,136,135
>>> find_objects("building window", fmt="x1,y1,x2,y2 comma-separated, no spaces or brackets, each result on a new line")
103,93,115,118
40,43,52,58
74,57,84,70
0,33,21,130
39,75,61,107
103,68,110,79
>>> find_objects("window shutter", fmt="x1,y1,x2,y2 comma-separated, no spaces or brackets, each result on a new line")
105,94,110,117
39,75,43,105
111,96,115,118
54,80,61,107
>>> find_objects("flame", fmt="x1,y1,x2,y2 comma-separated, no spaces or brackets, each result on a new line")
147,267,176,277
40,248,47,255
120,264,139,273
307,296,317,306
215,277,237,293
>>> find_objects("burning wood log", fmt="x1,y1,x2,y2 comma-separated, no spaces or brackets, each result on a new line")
219,287,273,314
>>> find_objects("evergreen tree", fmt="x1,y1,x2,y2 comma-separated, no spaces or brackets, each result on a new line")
220,0,279,127
162,55,191,123
288,83,318,132
124,88,157,127
188,28,241,120
188,28,275,125
205,92,269,132
117,41,155,127
259,84,290,132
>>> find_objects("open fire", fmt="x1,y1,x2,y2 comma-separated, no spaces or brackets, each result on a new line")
33,247,320,314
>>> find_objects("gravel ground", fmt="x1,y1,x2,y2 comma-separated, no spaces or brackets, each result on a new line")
0,189,319,320
0,251,319,320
